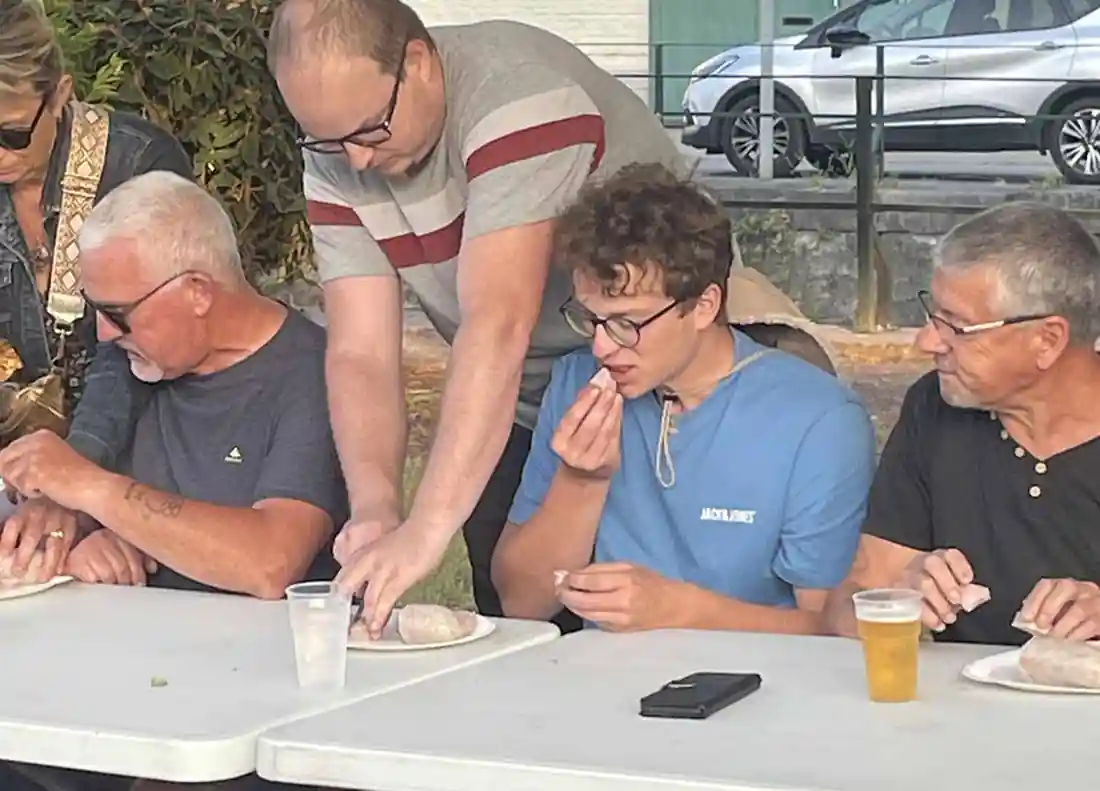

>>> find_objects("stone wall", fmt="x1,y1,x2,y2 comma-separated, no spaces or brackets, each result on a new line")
274,176,1100,334
712,179,1100,328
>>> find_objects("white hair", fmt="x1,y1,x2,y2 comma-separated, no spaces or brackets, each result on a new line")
78,171,245,286
937,201,1100,347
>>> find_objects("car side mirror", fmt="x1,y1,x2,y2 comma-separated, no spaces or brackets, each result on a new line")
824,25,871,58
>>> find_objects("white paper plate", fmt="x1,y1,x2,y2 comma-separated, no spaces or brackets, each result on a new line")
347,609,495,652
961,647,1100,694
0,575,74,602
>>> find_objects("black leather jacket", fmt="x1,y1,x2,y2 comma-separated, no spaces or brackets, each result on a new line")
0,104,191,467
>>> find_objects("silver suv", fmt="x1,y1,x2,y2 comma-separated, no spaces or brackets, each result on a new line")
681,0,1100,182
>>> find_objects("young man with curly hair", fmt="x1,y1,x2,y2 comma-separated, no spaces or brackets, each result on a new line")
491,163,877,635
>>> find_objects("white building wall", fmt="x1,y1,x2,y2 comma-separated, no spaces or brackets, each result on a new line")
406,0,652,106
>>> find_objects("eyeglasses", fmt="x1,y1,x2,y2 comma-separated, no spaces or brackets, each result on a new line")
917,290,1051,340
82,270,195,335
0,94,49,152
560,299,683,349
296,59,404,154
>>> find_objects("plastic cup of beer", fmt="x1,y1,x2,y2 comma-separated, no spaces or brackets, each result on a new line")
852,588,923,703
285,581,351,692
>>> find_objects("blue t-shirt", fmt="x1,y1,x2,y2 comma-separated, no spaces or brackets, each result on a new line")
508,330,876,610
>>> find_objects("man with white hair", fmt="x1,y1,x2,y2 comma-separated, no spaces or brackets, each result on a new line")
826,201,1100,646
0,170,346,598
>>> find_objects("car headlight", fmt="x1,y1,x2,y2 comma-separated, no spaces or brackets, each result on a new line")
689,55,740,83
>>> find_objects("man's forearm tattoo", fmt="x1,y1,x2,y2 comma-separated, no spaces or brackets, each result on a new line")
123,482,184,519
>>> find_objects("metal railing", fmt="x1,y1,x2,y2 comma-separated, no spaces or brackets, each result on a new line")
590,39,1100,331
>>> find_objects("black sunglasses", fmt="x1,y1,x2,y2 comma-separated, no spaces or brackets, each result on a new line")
296,54,405,155
0,95,50,152
559,299,683,349
82,270,194,335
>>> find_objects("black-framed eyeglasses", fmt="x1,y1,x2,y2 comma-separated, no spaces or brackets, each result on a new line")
82,270,196,335
917,290,1052,340
0,94,50,152
559,298,683,348
296,56,405,154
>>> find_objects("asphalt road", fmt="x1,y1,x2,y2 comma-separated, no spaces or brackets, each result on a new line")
673,132,1061,184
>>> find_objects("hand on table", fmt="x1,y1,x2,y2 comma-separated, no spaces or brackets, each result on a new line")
334,519,452,640
1018,578,1100,641
0,497,79,583
66,529,158,586
556,562,680,631
896,548,975,632
0,429,106,512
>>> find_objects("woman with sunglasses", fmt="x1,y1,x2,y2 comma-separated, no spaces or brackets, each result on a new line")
0,0,192,439
0,3,191,576
0,3,191,789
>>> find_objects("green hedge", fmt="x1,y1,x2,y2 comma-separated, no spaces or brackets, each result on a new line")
43,0,313,286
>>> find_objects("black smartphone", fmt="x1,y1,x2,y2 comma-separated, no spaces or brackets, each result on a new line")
638,672,762,720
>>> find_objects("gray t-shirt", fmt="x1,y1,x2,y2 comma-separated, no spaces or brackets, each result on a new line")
303,20,684,428
119,309,346,594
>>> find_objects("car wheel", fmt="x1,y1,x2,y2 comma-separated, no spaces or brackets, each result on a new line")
1048,96,1100,185
719,94,806,177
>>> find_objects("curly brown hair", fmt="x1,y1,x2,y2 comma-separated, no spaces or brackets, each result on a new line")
552,163,732,319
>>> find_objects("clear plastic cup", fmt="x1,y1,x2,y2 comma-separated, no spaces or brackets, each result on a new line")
285,581,351,692
852,588,923,703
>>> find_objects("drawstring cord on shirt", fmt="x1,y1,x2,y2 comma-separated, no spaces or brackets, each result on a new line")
652,348,772,490
655,395,677,489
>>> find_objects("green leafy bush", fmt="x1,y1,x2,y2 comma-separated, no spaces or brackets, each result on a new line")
44,0,126,103
43,0,313,286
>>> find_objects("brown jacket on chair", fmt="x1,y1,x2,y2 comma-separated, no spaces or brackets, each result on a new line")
725,264,837,377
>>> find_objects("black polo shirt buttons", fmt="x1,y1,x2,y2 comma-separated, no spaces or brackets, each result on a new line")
1036,462,1048,475
1029,485,1042,498
1014,447,1026,458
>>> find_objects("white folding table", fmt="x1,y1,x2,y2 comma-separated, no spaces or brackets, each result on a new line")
0,583,558,782
258,627,1097,791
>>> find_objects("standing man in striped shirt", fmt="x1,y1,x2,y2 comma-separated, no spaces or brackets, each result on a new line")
267,0,683,637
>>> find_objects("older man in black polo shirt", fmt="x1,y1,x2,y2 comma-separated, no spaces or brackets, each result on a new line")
827,200,1100,646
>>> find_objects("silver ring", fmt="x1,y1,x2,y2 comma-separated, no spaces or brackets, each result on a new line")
47,530,64,540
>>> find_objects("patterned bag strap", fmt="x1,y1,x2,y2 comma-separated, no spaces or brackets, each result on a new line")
46,100,110,337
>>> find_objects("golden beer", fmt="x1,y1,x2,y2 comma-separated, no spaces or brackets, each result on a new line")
852,589,922,703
